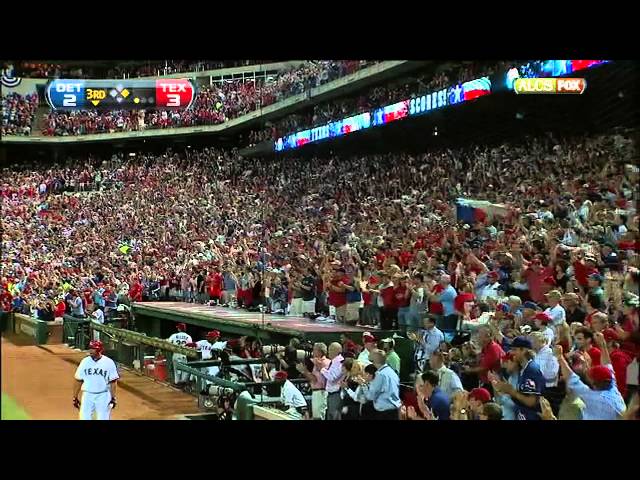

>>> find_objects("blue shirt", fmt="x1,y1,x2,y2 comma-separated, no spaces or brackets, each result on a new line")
495,372,519,420
567,364,626,420
363,364,401,412
223,273,237,291
12,297,25,311
427,387,451,420
515,359,545,420
439,285,457,316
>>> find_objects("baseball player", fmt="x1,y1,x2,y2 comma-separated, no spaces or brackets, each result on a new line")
194,330,227,388
73,340,119,420
167,322,192,386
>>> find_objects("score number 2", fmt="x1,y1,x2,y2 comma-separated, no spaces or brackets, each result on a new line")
55,82,82,107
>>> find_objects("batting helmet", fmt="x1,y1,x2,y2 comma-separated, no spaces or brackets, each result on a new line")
89,340,104,353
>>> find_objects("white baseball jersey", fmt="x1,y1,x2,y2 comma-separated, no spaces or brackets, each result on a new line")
196,340,214,360
168,332,192,347
75,355,119,392
280,380,307,408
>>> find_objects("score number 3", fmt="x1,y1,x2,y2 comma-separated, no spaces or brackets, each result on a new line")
167,94,181,107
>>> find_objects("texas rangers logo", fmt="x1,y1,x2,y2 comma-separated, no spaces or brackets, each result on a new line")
1,67,21,88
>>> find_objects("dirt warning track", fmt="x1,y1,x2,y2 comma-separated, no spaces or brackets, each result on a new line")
1,335,200,420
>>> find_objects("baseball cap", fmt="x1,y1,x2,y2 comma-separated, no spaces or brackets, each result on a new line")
176,322,187,331
469,388,492,404
363,333,377,344
544,290,562,300
274,371,288,381
588,273,604,283
588,365,613,383
511,336,533,349
206,330,221,339
534,312,552,324
522,301,539,310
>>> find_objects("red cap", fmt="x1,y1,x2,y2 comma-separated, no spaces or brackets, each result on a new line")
469,388,492,404
534,312,552,324
274,371,288,381
589,365,613,383
89,340,104,353
363,333,376,344
176,323,187,331
206,330,221,339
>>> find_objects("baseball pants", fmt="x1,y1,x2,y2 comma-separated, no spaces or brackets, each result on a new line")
79,391,112,420
172,353,190,384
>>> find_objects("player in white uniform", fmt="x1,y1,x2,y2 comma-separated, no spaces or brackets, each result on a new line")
73,340,119,420
167,322,192,386
274,370,308,419
194,330,227,387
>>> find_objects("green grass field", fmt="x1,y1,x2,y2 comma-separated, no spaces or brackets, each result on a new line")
1,393,31,420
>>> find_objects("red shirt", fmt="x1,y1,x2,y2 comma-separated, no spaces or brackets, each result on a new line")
587,346,602,366
610,348,633,398
393,285,411,308
328,278,347,308
524,266,554,304
380,285,396,309
399,251,413,268
479,341,505,383
430,284,444,315
573,260,598,288
375,253,386,269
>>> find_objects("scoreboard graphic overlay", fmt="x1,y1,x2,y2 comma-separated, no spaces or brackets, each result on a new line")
46,79,196,111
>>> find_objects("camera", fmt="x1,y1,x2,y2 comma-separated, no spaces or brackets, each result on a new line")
207,385,235,397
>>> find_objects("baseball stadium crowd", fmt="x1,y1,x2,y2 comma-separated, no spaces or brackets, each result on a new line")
244,60,515,145
1,61,372,137
2,123,639,419
1,92,39,136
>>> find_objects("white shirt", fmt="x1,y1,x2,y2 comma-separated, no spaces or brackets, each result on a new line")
477,282,501,302
168,332,192,347
92,309,105,324
75,354,119,393
435,365,463,398
540,325,555,345
357,348,371,366
535,345,559,387
544,304,566,327
280,379,307,408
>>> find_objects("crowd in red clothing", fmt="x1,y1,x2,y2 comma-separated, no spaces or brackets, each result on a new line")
1,92,39,136
35,61,373,136
2,128,639,418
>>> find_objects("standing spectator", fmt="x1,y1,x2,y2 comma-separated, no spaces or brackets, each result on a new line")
381,337,401,375
562,293,586,325
300,266,317,315
356,349,401,420
296,342,331,420
554,333,626,420
321,342,345,420
410,314,445,373
490,336,546,420
429,351,463,398
432,274,458,332
378,272,397,330
357,332,377,366
462,325,504,391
